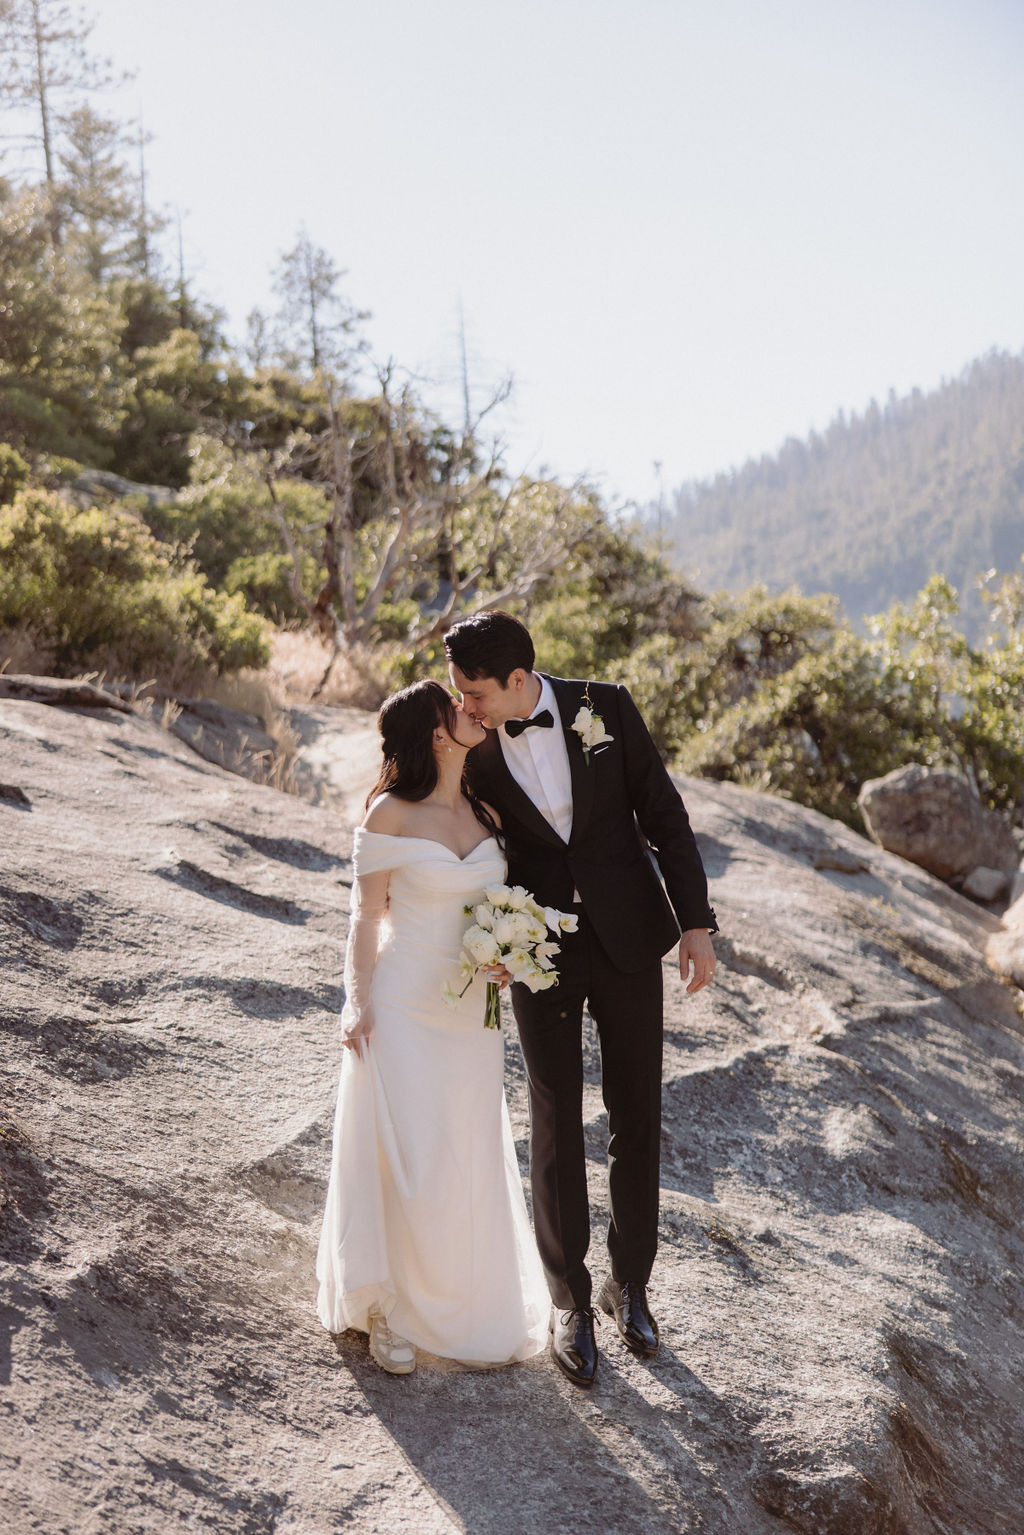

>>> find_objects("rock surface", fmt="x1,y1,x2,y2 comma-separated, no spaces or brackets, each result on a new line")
0,673,135,714
287,703,382,822
961,866,1008,903
858,764,1019,882
2,696,1024,1534
986,892,1024,989
71,468,174,508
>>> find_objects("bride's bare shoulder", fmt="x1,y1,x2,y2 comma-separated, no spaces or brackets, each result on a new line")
362,793,407,835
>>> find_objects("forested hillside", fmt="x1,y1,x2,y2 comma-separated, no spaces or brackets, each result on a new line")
664,352,1024,637
3,0,1024,836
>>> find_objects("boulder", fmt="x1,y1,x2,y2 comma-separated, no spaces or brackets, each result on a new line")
961,866,1008,903
858,764,1018,880
72,467,174,507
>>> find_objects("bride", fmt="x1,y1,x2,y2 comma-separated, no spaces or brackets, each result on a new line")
316,679,550,1372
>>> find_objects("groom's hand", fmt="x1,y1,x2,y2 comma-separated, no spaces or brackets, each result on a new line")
679,929,716,994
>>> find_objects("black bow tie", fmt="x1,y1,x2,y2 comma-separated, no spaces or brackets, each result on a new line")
504,709,554,738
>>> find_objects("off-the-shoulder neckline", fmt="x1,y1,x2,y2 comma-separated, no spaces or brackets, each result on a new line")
356,828,497,863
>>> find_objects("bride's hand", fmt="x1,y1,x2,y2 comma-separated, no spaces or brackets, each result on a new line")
483,963,513,990
341,1007,375,1058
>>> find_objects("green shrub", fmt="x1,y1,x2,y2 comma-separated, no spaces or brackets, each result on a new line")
223,550,314,626
605,635,697,758
0,489,268,687
145,468,329,623
0,444,29,505
38,455,86,485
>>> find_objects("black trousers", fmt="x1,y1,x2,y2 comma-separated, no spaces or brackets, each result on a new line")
510,912,664,1310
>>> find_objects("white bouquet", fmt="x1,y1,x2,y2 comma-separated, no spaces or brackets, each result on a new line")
443,882,579,1028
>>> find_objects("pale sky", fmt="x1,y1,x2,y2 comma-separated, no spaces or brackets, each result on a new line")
74,0,1024,506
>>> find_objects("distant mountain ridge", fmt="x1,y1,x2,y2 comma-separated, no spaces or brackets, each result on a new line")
662,349,1024,635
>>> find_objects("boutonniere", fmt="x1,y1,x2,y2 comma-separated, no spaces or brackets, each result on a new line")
572,683,614,764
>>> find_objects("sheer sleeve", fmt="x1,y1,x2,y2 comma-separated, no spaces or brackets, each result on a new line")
339,867,390,1044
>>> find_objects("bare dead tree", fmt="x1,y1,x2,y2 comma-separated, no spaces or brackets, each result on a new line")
224,355,598,698
301,372,595,697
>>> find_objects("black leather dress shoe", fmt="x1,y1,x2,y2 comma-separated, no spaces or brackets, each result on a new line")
549,1306,598,1387
596,1276,659,1357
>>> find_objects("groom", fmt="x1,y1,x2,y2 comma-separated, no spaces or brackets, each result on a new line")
444,611,717,1388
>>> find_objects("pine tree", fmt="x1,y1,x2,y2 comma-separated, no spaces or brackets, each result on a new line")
58,102,135,279
0,0,127,244
270,228,366,380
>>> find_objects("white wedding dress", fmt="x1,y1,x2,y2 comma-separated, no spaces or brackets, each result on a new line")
316,828,550,1364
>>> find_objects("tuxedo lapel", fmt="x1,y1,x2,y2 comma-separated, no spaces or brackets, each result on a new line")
474,728,565,848
546,675,596,845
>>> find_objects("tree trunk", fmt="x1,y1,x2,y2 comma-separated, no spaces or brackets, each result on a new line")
31,0,60,247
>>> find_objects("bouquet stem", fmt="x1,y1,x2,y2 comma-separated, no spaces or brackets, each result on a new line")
484,980,501,1030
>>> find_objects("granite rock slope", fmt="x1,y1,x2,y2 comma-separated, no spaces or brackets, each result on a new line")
1,695,1022,1535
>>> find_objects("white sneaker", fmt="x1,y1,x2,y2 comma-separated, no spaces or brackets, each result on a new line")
368,1310,415,1374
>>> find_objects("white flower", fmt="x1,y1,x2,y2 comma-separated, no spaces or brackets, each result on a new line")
523,918,547,944
493,912,531,947
463,926,500,964
520,968,559,993
441,980,461,1010
572,705,614,753
504,885,529,911
473,903,496,930
558,912,579,933
502,947,538,981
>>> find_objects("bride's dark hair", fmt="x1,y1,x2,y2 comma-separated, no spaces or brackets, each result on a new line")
365,679,501,842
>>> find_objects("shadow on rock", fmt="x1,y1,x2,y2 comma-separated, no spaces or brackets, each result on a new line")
327,1333,777,1535
0,1299,23,1385
154,862,308,925
180,974,341,1020
208,821,346,873
235,1114,333,1224
4,1007,166,1084
0,1109,53,1262
0,881,89,952
136,1454,285,1535
694,832,735,881
56,1241,225,1383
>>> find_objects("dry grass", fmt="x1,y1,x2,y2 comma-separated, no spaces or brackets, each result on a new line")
267,629,386,710
202,669,300,747
178,668,303,793
0,625,56,677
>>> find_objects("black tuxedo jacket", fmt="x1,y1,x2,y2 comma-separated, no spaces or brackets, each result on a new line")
467,675,716,973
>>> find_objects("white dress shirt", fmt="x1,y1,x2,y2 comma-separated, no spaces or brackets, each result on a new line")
498,674,573,843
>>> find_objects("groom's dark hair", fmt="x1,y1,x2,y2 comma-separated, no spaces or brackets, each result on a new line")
444,610,535,685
